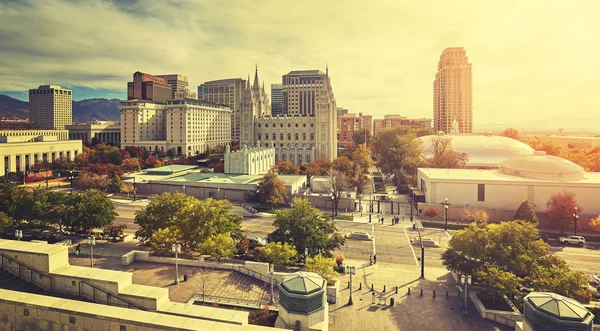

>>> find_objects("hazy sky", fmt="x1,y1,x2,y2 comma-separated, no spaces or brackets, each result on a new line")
0,0,599,127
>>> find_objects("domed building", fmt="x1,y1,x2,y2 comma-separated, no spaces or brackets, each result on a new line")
416,152,600,221
520,292,594,331
417,133,535,169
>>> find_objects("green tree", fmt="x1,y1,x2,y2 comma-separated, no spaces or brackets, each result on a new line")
256,242,298,267
372,126,422,186
151,227,182,254
352,128,372,147
269,198,345,258
332,156,353,175
306,254,339,285
0,211,10,233
426,136,469,169
474,265,521,296
67,189,117,231
514,200,538,223
199,233,235,261
135,192,197,244
257,171,288,208
528,255,589,301
546,191,581,235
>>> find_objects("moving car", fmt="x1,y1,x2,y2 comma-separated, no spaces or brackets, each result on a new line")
558,235,586,246
345,231,373,241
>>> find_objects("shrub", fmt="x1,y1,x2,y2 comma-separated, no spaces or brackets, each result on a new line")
423,207,441,218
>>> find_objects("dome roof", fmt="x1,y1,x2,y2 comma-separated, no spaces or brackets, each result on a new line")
417,134,534,168
500,151,585,181
280,272,325,295
525,292,592,322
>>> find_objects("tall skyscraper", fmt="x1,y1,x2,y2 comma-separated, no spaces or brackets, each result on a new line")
157,74,189,99
198,78,248,142
28,85,72,130
282,67,335,117
271,84,283,116
433,47,472,133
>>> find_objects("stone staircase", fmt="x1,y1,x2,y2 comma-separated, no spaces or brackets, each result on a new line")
0,270,44,295
199,270,278,307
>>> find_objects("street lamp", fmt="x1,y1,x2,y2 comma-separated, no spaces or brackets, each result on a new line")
461,274,472,311
442,198,450,231
269,264,275,304
346,265,356,305
172,244,181,285
58,173,61,187
69,170,74,194
15,230,22,241
331,196,335,218
183,185,186,195
87,235,96,268
133,177,137,202
573,207,579,236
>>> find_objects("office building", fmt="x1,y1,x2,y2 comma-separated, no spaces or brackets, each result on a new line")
271,84,283,116
0,119,39,130
197,78,248,142
372,115,432,135
157,74,189,99
66,120,121,145
0,134,81,176
241,67,337,164
0,129,68,141
28,85,72,130
127,72,172,103
433,47,472,133
336,107,348,117
337,113,368,149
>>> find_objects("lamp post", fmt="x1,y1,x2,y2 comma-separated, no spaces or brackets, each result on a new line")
69,170,74,194
58,173,61,187
183,185,186,195
269,264,275,304
45,170,49,189
461,274,472,311
442,198,450,230
15,230,22,241
87,235,96,268
172,244,181,284
346,265,356,305
133,177,137,202
331,196,335,218
573,207,579,236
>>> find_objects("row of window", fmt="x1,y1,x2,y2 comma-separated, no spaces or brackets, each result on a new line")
258,133,314,141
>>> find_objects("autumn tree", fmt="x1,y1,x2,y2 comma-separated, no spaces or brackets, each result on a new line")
305,158,331,177
256,242,298,267
120,182,135,198
351,143,374,194
213,161,224,173
327,169,352,216
269,198,345,258
546,191,581,235
501,128,522,141
561,147,600,172
589,215,600,233
514,200,538,223
528,138,561,156
372,126,422,186
276,160,300,175
426,136,469,168
332,156,353,175
461,206,488,223
121,157,142,173
257,171,288,208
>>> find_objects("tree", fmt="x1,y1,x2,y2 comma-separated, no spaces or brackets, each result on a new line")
213,161,224,173
257,171,288,208
423,207,441,218
442,220,587,297
73,172,111,191
192,266,214,303
501,128,522,141
151,227,182,254
109,175,123,193
546,191,581,235
426,136,469,169
528,138,561,156
416,127,435,137
305,255,339,285
352,128,372,147
256,242,298,267
121,158,141,173
120,182,135,197
305,158,331,177
350,144,373,194
0,211,10,233
327,169,352,216
561,147,600,172
372,126,422,186
332,156,353,175
269,198,345,258
199,232,235,261
276,160,300,175
589,215,600,233
66,189,117,231
135,192,197,244
461,206,488,223
527,255,589,302
514,200,538,223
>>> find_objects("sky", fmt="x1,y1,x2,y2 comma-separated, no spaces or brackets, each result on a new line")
0,0,599,127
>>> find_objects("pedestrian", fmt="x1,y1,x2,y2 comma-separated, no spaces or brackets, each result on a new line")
373,254,377,264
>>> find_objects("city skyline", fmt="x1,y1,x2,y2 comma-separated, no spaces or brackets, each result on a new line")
1,0,599,127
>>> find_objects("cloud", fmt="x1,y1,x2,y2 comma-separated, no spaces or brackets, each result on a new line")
0,0,599,125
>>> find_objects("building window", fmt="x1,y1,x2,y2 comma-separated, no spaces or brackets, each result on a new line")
477,184,485,202
120,326,127,331
69,316,76,324
72,281,76,286
287,133,291,140
24,309,29,316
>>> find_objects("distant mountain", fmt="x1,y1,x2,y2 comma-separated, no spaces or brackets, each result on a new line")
477,114,600,132
0,94,120,122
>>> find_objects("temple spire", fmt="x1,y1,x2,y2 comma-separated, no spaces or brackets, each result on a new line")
253,64,259,89
326,63,328,76
246,74,250,90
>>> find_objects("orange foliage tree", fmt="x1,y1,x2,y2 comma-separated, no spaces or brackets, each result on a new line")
546,191,582,235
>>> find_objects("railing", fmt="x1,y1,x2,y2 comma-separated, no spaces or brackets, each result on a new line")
232,265,280,286
0,252,53,292
78,280,146,310
194,294,274,309
231,202,258,214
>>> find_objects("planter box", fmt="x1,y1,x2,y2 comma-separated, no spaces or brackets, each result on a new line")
326,279,340,304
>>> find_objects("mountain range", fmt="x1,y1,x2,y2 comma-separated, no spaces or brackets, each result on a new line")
0,94,120,122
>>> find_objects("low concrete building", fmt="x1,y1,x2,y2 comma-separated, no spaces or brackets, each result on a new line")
0,135,82,176
276,272,328,331
0,129,69,141
66,120,121,145
416,151,600,222
224,143,275,175
0,239,283,330
517,292,594,331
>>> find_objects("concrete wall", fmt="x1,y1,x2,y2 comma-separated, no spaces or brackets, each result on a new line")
470,291,522,328
294,194,356,213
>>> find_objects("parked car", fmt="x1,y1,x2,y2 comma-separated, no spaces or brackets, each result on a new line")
558,235,586,246
411,238,440,247
345,231,373,241
589,274,600,286
538,233,549,242
247,236,267,249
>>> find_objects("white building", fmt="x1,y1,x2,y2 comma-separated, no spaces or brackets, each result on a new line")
416,151,600,220
28,85,72,130
224,143,275,175
66,121,121,145
119,98,231,156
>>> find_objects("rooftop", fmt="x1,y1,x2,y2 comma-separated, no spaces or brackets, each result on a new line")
281,272,325,295
525,292,593,322
286,70,325,76
142,165,198,175
0,240,67,256
418,167,600,185
499,151,585,181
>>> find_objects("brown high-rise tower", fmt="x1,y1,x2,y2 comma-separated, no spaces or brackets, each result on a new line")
433,47,472,133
